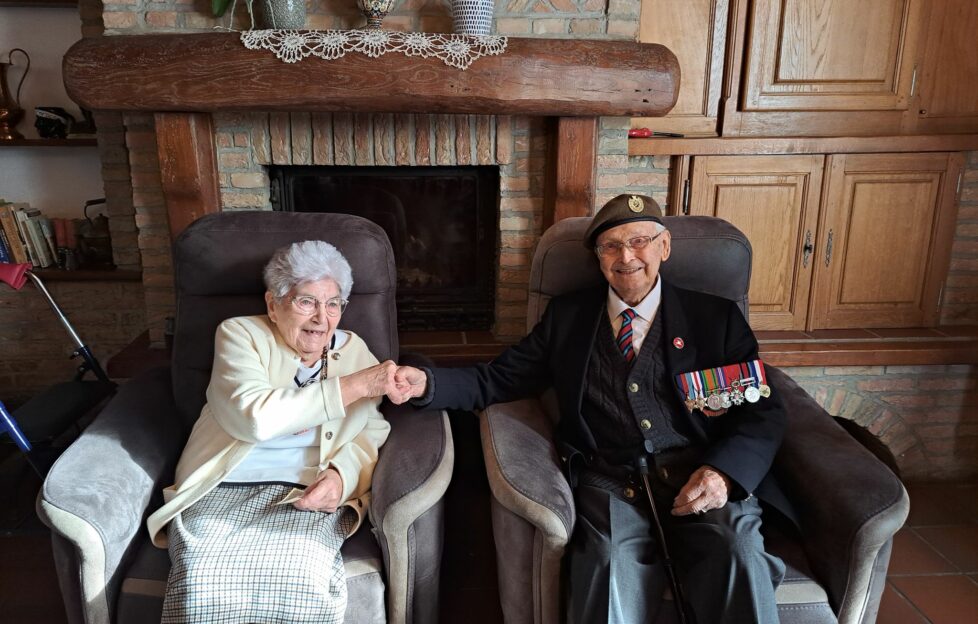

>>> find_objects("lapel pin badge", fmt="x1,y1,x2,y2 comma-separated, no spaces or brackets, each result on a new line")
673,337,685,349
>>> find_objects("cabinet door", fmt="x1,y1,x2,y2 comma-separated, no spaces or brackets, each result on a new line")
810,153,963,329
689,154,824,331
742,0,923,111
915,0,978,133
634,0,728,136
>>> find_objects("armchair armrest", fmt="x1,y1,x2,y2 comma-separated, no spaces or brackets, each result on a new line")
371,353,454,624
37,366,187,624
768,366,909,624
480,398,575,548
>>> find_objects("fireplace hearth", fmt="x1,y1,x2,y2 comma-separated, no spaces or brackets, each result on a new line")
270,165,499,331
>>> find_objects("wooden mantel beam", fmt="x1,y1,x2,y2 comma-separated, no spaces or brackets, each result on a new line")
63,33,679,117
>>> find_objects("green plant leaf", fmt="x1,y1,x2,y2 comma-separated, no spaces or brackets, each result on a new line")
212,0,233,17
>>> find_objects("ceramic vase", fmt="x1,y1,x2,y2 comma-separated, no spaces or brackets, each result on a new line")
254,0,307,29
356,0,397,29
452,0,494,36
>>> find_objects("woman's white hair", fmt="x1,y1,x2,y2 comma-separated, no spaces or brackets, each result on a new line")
263,240,353,300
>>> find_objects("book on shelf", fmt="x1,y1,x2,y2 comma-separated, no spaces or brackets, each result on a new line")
10,204,41,267
0,227,11,263
0,203,30,265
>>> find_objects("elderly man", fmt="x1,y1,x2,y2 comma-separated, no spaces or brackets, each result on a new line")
394,194,789,623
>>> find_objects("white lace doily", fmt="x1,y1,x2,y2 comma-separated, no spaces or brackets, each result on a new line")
241,30,508,70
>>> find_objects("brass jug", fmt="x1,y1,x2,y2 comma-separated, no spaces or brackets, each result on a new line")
0,49,30,141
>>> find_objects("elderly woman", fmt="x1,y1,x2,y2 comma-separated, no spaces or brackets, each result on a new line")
146,240,394,623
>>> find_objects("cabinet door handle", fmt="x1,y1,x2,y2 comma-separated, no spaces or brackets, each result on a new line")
825,230,834,267
802,230,814,268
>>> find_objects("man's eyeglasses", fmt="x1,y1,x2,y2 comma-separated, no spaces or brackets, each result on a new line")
289,295,349,317
594,232,664,257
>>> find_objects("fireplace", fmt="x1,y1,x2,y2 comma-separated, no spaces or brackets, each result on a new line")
269,165,499,331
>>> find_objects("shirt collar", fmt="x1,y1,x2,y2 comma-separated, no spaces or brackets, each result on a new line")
607,277,662,324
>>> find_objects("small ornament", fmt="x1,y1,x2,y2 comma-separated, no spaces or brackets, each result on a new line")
628,195,644,213
673,337,685,349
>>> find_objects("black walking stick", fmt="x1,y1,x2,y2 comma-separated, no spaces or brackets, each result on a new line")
636,454,693,624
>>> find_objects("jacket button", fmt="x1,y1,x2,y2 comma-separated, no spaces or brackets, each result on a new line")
640,419,652,430
628,382,639,393
325,431,333,440
659,467,669,480
623,487,635,499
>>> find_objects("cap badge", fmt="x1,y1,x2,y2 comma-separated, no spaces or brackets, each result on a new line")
628,195,644,213
673,337,685,349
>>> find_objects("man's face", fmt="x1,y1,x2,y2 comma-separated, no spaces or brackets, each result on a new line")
595,221,671,306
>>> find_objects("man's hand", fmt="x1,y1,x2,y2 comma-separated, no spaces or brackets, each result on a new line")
671,465,731,516
388,365,428,404
294,468,344,513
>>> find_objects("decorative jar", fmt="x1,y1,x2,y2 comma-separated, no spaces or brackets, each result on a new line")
356,0,397,29
452,0,494,36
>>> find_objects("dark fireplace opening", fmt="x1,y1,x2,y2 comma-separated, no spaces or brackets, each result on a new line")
270,165,499,331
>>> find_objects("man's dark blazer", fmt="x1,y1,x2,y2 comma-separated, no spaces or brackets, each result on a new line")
426,279,790,514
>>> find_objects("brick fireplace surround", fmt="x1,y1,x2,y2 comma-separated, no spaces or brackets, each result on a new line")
0,0,975,483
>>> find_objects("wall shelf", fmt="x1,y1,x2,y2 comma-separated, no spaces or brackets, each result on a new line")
0,1,78,7
0,138,97,147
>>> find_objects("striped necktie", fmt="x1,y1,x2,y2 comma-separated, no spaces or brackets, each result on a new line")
616,308,638,362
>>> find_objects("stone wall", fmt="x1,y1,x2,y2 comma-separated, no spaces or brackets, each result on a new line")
784,365,977,482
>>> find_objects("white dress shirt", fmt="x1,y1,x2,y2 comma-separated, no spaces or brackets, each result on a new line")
607,278,662,356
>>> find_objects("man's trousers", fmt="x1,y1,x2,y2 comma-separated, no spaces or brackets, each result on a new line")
566,481,785,624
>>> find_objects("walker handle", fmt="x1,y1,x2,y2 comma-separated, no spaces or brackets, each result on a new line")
0,262,31,290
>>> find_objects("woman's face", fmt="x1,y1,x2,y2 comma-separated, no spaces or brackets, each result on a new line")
266,278,342,366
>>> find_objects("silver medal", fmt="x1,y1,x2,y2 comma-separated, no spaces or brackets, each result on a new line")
720,392,732,408
706,394,723,411
744,386,760,403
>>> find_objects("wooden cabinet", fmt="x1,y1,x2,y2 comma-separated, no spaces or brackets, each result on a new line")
810,152,963,329
685,152,962,331
741,0,923,112
724,0,927,136
915,0,978,133
634,0,728,136
689,155,824,330
637,0,978,137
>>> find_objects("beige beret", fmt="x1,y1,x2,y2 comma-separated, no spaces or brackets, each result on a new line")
584,194,664,247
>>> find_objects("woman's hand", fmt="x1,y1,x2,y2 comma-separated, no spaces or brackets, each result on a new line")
339,360,398,406
294,468,344,513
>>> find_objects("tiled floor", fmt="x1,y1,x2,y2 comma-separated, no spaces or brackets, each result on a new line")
878,482,978,624
1,438,976,623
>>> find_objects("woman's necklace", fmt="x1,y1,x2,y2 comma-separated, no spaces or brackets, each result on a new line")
319,334,337,382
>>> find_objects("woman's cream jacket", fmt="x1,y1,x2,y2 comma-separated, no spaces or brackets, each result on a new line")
146,315,391,547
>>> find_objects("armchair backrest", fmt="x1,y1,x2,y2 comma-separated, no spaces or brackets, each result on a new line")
527,216,753,332
170,212,399,426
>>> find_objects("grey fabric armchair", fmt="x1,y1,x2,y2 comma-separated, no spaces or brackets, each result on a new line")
480,216,909,624
37,212,454,624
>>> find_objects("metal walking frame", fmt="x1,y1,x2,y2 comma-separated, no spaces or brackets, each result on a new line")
0,262,115,477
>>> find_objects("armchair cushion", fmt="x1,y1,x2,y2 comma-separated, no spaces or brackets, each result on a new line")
38,366,187,624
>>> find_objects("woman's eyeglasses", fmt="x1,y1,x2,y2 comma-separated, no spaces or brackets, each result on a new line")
288,295,348,317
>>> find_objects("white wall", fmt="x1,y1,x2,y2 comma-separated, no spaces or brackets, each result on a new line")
0,7,104,217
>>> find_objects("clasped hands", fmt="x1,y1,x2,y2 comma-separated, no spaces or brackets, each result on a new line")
340,361,427,407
